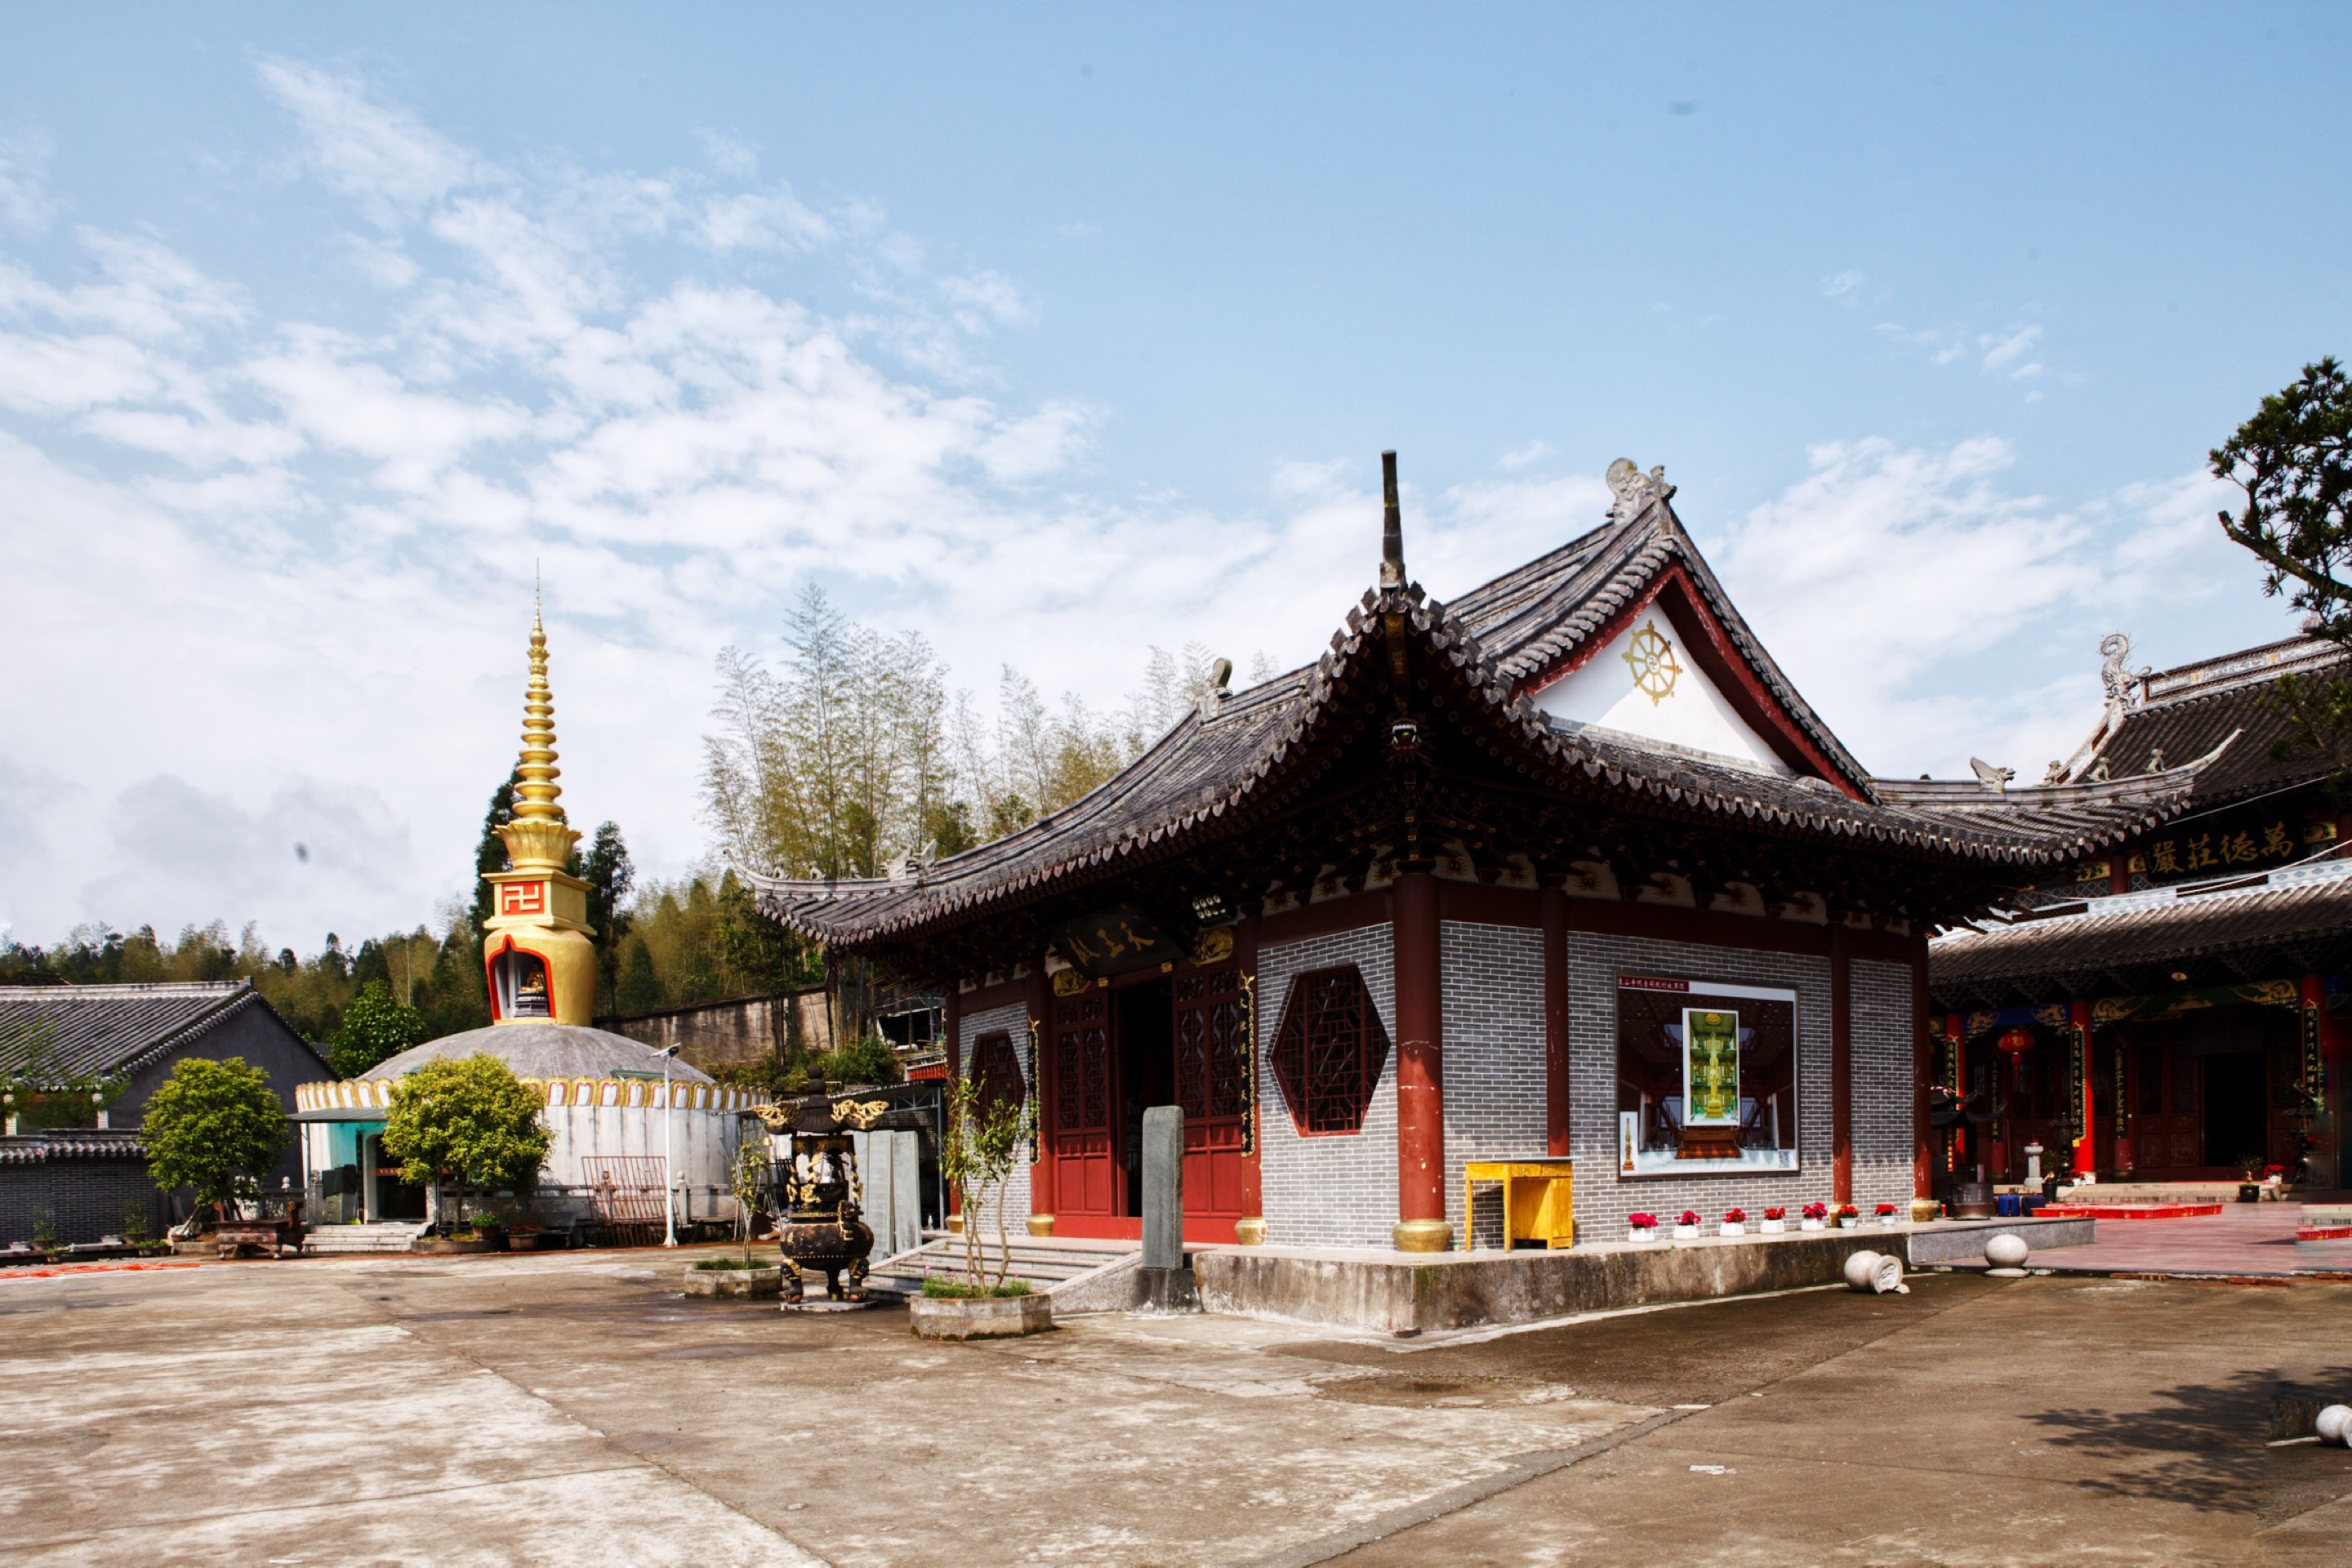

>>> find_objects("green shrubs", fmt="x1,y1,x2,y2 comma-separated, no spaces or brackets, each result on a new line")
920,1276,1031,1299
692,1255,776,1272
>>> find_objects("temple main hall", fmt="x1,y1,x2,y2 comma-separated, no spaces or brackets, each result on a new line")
760,456,2208,1250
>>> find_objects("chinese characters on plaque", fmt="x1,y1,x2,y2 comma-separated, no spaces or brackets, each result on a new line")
1049,906,1175,980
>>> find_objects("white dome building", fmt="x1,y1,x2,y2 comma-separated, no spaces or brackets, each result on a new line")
296,611,766,1239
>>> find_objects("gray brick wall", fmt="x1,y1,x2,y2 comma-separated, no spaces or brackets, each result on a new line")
957,1001,1031,1232
1256,924,1397,1248
1851,959,1920,1214
1569,933,1841,1242
1,1147,162,1247
1441,922,1548,1250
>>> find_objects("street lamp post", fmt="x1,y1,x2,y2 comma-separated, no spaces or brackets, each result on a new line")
661,1045,682,1247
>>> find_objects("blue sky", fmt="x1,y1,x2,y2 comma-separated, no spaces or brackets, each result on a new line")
2,6,2345,948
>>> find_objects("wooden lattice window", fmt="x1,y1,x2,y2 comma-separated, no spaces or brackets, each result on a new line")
1174,969,1249,1121
1270,965,1388,1135
971,1031,1026,1116
1054,993,1111,1133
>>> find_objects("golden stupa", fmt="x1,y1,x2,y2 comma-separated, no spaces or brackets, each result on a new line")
479,603,598,1026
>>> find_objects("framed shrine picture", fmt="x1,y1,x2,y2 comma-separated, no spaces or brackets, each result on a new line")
1615,974,1799,1175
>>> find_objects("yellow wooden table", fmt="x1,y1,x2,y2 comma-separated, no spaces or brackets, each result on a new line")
1463,1158,1575,1250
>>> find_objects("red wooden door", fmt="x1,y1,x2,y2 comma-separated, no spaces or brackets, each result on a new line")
1052,991,1117,1216
1174,969,1256,1220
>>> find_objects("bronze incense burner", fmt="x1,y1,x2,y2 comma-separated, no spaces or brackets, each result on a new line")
748,1095,885,1303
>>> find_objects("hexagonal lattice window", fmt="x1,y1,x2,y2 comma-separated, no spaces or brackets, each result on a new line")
971,1030,1026,1116
1269,965,1388,1136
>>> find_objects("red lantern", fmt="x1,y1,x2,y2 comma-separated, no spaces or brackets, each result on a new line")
1996,1027,2035,1056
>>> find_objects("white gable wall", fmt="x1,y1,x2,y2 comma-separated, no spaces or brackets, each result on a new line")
1530,614,1793,774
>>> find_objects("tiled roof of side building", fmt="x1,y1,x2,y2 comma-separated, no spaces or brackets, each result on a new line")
0,982,323,1083
758,492,2206,947
1930,860,2352,993
2079,635,2346,808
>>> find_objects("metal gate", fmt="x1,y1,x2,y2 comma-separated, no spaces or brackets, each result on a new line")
581,1156,670,1246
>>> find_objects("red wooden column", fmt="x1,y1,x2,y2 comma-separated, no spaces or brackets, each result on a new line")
1540,885,1570,1158
1830,924,1853,1205
2070,999,2096,1178
1909,930,1928,1203
942,982,962,1219
1026,966,1054,1223
1392,870,1450,1250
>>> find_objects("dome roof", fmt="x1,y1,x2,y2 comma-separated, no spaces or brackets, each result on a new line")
359,1022,716,1084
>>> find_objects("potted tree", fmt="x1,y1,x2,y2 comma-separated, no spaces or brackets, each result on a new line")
688,1141,786,1298
140,1056,290,1254
911,1072,1049,1339
381,1055,551,1253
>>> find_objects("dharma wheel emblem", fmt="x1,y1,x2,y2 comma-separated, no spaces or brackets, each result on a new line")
1621,619,1682,706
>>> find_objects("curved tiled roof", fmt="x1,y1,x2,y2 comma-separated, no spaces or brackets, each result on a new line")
758,492,2201,948
0,982,323,1084
2078,636,2345,808
1930,861,2352,993
1444,501,1875,792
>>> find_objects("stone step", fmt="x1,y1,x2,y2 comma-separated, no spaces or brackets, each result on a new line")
305,1223,428,1255
866,1236,1134,1293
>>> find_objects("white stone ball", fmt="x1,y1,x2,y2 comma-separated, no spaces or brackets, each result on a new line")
1843,1250,1882,1290
2317,1405,2352,1446
1984,1232,2030,1269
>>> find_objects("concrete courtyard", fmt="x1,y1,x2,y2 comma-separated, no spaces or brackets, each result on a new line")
2,1247,2347,1566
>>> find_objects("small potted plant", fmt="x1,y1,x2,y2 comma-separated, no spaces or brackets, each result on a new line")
1760,1206,1787,1235
2236,1154,2265,1202
1672,1209,1702,1241
1873,1201,1900,1228
1836,1203,1861,1229
1720,1207,1747,1237
1627,1212,1659,1243
1800,1201,1828,1232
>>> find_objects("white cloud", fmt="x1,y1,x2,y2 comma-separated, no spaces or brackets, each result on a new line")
0,132,58,233
938,270,1031,331
256,57,481,223
1873,316,2048,386
1704,439,2287,782
1820,269,1864,299
1978,323,2043,381
696,130,760,180
0,60,2294,956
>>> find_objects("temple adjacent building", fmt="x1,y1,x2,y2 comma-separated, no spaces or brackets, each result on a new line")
757,454,2197,1250
1930,633,2350,1191
296,608,761,1233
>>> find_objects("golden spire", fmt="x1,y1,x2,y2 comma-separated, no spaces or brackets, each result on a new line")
513,599,564,824
497,597,581,872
